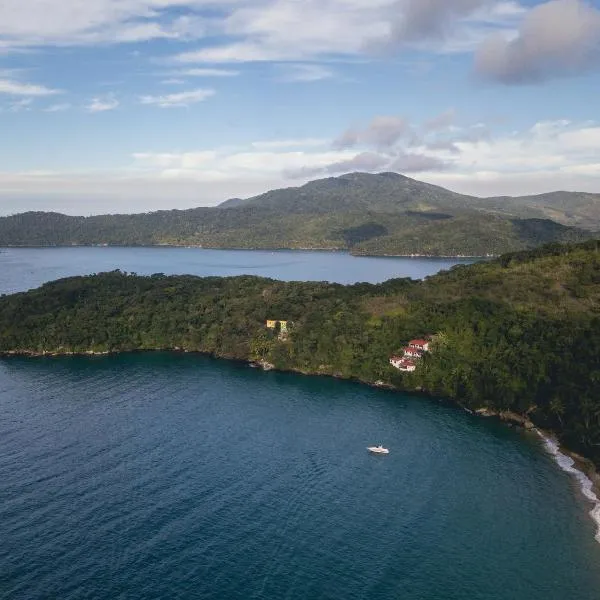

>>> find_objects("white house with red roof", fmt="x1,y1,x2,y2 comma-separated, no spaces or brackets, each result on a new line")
389,336,432,372
389,356,416,372
408,339,430,352
403,347,423,359
389,355,405,369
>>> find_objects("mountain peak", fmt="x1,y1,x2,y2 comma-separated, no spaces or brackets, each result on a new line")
304,171,411,187
218,171,462,213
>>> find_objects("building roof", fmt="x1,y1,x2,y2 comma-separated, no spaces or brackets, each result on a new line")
409,339,429,347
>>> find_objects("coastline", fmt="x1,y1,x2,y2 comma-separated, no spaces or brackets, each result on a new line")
0,244,490,259
535,431,600,542
3,345,600,525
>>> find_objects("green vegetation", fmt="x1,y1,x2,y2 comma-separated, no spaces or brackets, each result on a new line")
1,240,600,465
0,172,596,256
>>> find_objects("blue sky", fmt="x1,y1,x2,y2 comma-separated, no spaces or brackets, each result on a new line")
0,0,599,215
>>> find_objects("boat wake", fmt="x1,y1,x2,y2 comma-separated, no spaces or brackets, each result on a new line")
537,431,600,543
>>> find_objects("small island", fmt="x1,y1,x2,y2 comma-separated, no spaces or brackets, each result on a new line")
1,240,599,469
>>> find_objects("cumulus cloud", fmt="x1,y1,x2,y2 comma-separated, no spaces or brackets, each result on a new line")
139,88,215,108
334,116,411,150
285,150,447,179
390,0,488,43
425,119,600,190
86,96,119,112
475,0,600,83
285,152,391,179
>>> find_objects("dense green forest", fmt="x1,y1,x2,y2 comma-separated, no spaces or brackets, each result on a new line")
1,172,596,256
1,240,600,464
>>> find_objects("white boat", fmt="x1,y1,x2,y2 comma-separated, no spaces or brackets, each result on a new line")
367,445,389,454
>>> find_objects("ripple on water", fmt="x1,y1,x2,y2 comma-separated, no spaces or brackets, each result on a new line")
2,354,600,600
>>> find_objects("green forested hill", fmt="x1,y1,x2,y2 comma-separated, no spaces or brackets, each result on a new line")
218,171,475,213
220,172,600,230
481,191,600,230
1,240,600,464
0,172,597,255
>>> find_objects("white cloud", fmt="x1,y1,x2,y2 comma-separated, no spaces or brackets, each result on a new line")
278,63,336,82
172,0,393,63
0,0,531,79
0,1,234,47
43,102,72,112
1,118,599,214
132,145,360,179
251,139,328,150
139,88,215,107
173,42,298,64
420,119,600,193
0,78,60,96
127,119,600,196
170,0,525,64
7,98,33,112
173,68,240,77
86,96,119,112
133,151,218,169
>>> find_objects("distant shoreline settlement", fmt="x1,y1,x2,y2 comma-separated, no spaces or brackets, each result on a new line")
389,339,431,372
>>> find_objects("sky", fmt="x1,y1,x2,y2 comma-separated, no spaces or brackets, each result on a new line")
0,0,599,215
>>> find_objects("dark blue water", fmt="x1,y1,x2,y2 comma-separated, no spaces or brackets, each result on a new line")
2,354,600,600
0,247,475,294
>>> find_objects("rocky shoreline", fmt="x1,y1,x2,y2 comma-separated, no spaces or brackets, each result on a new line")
470,406,600,501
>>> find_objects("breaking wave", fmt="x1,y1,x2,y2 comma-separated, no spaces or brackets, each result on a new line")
538,430,600,543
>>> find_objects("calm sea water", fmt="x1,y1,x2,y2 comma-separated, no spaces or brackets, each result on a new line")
0,247,475,295
1,248,600,599
2,354,600,600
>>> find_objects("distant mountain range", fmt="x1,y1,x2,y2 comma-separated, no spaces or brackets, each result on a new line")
1,172,598,256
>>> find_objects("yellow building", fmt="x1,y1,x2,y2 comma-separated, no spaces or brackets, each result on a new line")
266,320,278,329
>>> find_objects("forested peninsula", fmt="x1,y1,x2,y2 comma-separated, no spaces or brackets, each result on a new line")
1,240,600,465
1,172,597,256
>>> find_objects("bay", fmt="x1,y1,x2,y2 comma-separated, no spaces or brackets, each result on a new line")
2,353,600,600
0,246,475,295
